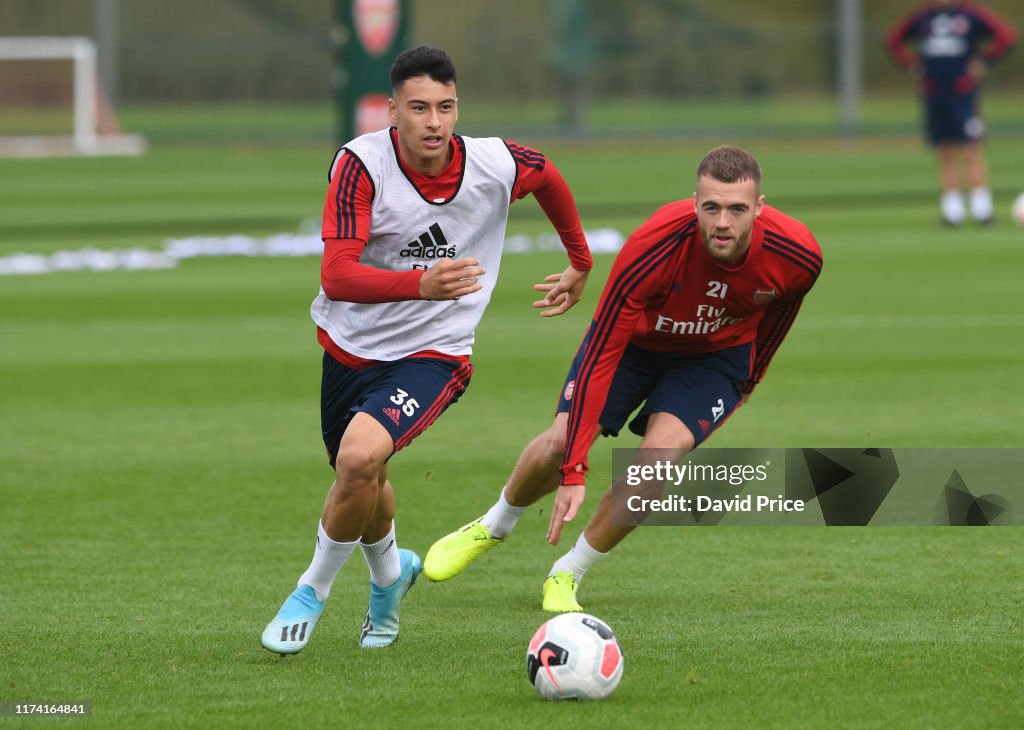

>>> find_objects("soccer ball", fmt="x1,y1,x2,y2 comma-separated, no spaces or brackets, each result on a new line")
526,612,624,700
1012,192,1024,225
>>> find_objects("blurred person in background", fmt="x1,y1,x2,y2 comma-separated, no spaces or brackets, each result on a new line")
261,45,592,655
885,0,1017,226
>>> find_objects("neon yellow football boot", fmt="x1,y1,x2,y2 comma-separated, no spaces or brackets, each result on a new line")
423,519,503,582
542,571,583,613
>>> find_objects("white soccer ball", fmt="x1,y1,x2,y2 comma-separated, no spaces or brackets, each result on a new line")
526,612,624,700
1012,192,1024,225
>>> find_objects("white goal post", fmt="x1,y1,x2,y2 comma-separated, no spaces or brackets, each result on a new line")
0,36,146,157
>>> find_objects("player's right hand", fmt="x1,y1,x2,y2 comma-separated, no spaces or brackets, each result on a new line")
419,257,486,300
548,484,585,545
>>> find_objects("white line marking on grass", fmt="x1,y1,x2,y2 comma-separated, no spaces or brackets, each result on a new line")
0,229,626,275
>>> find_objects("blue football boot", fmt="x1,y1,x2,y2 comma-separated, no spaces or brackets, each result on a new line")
359,549,422,648
261,584,325,655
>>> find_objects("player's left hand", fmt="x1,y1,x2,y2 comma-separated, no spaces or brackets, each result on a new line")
967,57,986,81
532,266,590,317
548,483,585,545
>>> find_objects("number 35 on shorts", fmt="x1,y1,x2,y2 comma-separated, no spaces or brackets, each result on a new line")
390,388,421,417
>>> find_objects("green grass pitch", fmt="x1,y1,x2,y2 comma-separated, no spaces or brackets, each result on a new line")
1,122,1023,728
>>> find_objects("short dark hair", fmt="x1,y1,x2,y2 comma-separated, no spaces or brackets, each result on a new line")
696,146,762,190
390,45,457,90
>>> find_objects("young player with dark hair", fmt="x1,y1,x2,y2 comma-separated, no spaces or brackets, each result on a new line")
426,146,823,612
261,45,592,653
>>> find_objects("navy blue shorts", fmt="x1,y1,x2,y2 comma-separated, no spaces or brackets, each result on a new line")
321,352,473,467
924,92,983,145
557,339,752,446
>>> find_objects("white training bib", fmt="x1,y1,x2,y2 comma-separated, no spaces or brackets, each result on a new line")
311,130,516,360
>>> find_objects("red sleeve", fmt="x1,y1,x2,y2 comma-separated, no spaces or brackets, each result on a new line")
321,150,373,243
319,150,424,302
884,9,922,69
743,296,806,394
559,230,678,486
320,238,424,302
745,217,822,393
506,142,593,272
973,4,1018,63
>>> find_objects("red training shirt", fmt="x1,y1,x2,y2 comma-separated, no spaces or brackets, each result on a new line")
560,199,823,486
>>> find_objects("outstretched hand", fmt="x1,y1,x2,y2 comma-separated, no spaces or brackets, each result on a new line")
533,266,590,317
419,258,486,301
547,484,585,545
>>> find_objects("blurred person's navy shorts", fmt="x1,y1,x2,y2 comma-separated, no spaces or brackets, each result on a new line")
925,91,982,145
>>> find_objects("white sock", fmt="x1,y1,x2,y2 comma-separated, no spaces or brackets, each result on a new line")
298,521,357,602
480,487,527,539
550,533,607,583
941,189,966,224
361,524,401,587
970,186,993,221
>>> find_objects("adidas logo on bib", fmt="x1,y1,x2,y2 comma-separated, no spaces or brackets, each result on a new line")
401,222,457,259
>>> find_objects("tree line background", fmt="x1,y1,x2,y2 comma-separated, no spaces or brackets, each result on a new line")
2,0,1022,104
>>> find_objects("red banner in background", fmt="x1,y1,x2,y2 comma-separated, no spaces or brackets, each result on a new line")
354,0,400,57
